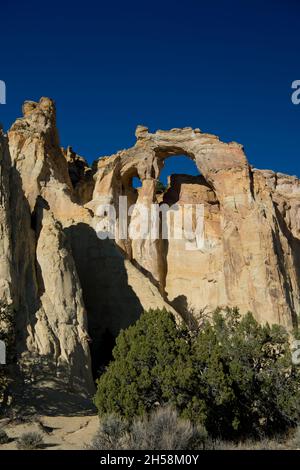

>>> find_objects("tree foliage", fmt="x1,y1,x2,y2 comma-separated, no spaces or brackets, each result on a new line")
94,308,191,419
94,307,300,438
188,308,300,437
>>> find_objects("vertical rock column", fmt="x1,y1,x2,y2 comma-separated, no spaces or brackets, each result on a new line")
130,179,166,293
6,99,95,395
0,129,13,303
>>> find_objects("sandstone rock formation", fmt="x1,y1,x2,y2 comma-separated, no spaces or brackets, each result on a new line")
0,97,299,400
92,125,300,329
0,127,13,303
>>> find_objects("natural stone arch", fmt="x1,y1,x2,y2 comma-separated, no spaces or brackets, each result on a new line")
135,125,247,175
94,126,249,197
88,127,255,370
5,96,300,405
91,125,251,292
89,124,299,331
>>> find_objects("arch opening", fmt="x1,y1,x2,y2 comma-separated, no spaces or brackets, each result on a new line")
132,176,142,188
158,155,201,187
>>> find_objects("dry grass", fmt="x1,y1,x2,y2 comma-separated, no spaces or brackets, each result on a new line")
90,407,207,450
16,431,44,450
90,410,300,451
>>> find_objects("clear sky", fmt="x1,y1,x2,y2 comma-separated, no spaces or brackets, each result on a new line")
0,0,299,180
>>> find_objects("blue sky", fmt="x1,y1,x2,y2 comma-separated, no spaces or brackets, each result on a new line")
0,0,299,180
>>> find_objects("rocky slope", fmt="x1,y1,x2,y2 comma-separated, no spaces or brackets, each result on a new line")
0,97,299,399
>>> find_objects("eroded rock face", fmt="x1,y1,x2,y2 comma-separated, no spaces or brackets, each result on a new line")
0,128,13,303
92,126,300,329
2,100,95,395
0,97,299,400
0,99,180,398
63,146,95,205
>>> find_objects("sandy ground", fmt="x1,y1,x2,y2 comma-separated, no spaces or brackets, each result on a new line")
0,414,99,450
1,380,299,451
0,378,100,450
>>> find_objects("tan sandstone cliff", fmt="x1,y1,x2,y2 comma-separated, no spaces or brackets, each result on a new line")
0,98,299,398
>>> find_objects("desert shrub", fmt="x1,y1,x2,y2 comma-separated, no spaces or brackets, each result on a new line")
206,437,283,450
90,406,207,450
130,406,207,450
289,426,300,450
16,432,44,450
0,300,15,406
95,307,300,440
89,414,130,450
0,429,9,444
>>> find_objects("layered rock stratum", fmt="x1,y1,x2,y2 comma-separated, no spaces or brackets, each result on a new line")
1,98,300,397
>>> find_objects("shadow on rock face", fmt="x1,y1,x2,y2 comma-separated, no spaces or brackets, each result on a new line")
65,223,143,379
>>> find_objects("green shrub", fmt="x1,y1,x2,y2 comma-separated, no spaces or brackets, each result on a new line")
94,308,192,420
188,308,300,438
94,307,300,439
17,432,44,450
0,429,9,444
